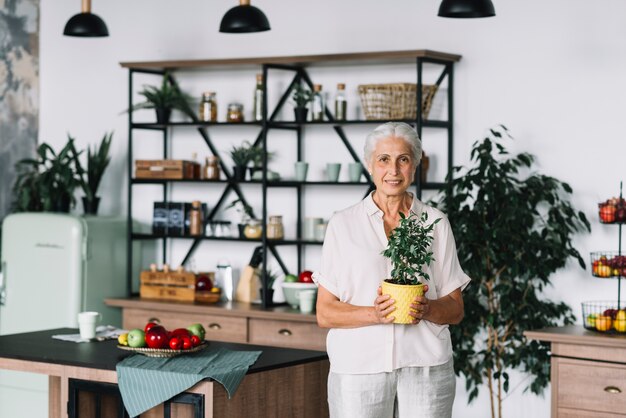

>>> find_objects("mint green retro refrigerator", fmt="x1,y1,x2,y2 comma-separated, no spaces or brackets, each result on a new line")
0,213,128,417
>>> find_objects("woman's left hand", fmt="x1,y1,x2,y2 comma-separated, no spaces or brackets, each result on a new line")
409,284,430,325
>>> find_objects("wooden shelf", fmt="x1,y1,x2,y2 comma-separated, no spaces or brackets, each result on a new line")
120,49,462,71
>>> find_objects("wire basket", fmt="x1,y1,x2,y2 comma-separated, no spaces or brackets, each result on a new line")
581,301,626,333
589,251,626,278
358,83,438,120
598,200,626,224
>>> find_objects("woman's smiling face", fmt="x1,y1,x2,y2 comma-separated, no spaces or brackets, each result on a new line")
368,135,417,199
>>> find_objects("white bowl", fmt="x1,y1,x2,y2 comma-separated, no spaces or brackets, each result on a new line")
281,282,317,309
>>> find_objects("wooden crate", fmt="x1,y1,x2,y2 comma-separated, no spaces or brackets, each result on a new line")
139,270,196,302
135,160,199,179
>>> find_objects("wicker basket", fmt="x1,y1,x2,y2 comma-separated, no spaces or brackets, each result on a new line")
358,83,438,120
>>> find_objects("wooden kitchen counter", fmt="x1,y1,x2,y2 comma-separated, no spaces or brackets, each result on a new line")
0,328,329,418
105,298,328,351
525,325,626,417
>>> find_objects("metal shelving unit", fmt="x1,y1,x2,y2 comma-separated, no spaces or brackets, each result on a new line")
123,50,461,307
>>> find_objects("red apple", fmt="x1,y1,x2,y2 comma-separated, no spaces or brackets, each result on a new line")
144,322,160,334
195,274,212,291
299,270,314,283
146,325,169,349
169,336,182,350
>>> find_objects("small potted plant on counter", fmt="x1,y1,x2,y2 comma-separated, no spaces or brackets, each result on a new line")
73,132,113,215
381,211,440,324
291,84,312,122
130,73,194,124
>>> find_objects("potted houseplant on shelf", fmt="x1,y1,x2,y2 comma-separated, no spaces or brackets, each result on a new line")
12,138,82,213
73,132,113,215
226,198,254,238
381,211,440,324
229,141,254,181
291,84,312,122
433,125,590,417
130,73,194,124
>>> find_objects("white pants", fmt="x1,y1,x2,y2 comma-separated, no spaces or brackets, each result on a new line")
328,360,455,418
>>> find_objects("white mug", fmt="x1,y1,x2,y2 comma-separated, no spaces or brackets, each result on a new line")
298,290,317,314
78,311,101,340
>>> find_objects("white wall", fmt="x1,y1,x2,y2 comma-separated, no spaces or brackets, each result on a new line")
39,1,626,417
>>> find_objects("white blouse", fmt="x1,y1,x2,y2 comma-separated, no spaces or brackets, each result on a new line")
313,193,471,374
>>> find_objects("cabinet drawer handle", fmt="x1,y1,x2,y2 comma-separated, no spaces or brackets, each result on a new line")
278,329,292,336
208,323,221,330
604,386,622,394
147,317,161,324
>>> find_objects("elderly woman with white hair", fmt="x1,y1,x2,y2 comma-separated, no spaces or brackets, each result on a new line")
313,122,471,418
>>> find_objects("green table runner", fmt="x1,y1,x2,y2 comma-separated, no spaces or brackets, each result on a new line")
116,346,261,417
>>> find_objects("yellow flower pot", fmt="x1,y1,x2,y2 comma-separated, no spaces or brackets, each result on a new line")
381,281,425,324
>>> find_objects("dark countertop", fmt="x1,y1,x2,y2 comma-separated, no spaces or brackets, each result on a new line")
0,328,328,375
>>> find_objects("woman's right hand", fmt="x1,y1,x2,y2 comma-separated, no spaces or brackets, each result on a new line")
374,286,396,324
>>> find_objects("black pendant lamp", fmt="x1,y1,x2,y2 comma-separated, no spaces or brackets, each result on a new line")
63,0,109,37
438,0,496,18
220,0,271,33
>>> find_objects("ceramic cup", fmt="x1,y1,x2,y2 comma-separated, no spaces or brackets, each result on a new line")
348,162,363,182
298,290,317,314
294,161,309,182
78,311,101,340
326,163,341,182
304,217,323,241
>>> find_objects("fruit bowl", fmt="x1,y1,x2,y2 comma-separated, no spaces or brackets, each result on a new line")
581,301,626,333
598,198,626,224
281,282,317,309
118,341,209,358
589,252,626,277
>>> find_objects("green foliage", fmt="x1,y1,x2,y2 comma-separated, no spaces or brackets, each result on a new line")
131,73,194,118
229,141,256,167
433,125,590,416
291,84,312,108
226,198,254,224
381,211,440,285
12,139,82,212
73,132,113,201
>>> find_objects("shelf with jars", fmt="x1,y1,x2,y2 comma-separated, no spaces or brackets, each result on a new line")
582,182,626,334
123,50,461,307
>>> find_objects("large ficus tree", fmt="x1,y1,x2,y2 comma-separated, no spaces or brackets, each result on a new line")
434,126,590,418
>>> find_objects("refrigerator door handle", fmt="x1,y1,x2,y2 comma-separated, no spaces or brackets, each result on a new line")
0,261,6,306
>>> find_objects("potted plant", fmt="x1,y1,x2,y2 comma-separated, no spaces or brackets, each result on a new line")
260,269,279,305
226,198,254,238
434,125,590,417
73,132,113,215
12,139,82,213
229,141,254,181
380,211,440,324
130,73,194,124
291,84,312,122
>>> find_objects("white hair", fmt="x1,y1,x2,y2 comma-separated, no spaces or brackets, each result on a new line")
364,122,422,167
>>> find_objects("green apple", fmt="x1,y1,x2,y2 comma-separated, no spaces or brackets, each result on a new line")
127,328,146,348
284,274,298,283
187,323,206,341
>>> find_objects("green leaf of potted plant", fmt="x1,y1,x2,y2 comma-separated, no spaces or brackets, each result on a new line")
381,211,441,324
130,73,194,123
229,141,254,181
291,84,312,122
12,139,82,213
73,132,113,215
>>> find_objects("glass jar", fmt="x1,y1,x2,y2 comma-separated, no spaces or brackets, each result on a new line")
267,215,284,240
312,84,324,121
334,83,347,121
199,92,217,122
227,103,244,123
203,155,220,180
243,219,263,239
